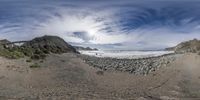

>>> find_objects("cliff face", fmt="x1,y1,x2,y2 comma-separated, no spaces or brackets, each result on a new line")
166,39,200,53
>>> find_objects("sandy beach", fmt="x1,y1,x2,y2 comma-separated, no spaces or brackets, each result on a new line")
0,53,199,100
1,0,200,99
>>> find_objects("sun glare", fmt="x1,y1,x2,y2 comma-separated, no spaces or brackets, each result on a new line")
87,29,96,36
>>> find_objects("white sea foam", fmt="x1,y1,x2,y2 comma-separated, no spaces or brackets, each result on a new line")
79,50,174,59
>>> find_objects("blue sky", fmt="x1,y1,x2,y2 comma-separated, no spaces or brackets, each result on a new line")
0,0,200,50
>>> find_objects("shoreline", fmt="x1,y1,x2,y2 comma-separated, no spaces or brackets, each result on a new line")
79,50,174,59
79,53,183,75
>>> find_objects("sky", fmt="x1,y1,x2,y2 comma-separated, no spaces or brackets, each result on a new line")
0,0,200,50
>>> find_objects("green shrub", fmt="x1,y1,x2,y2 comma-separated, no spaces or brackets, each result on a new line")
96,71,104,75
40,54,46,59
60,59,65,62
0,44,49,60
26,59,32,62
28,49,47,60
30,63,40,68
10,51,25,59
39,60,44,63
34,49,43,54
43,49,49,54
31,54,40,60
20,47,34,57
31,54,46,60
0,49,24,59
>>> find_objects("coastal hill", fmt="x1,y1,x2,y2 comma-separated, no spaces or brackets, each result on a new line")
0,35,79,59
166,38,200,53
22,35,79,54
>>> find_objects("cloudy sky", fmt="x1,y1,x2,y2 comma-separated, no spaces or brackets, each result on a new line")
0,0,200,50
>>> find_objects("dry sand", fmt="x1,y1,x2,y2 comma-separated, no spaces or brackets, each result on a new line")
0,53,200,100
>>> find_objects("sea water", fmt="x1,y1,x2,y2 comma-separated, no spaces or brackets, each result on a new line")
79,50,174,59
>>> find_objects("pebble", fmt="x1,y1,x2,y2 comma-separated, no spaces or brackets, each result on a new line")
79,54,182,75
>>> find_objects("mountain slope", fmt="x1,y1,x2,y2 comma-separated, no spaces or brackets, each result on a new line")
21,35,79,59
166,39,200,53
0,35,79,59
22,35,79,54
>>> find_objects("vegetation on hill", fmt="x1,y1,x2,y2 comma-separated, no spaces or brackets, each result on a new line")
0,40,25,59
29,63,40,68
166,39,200,53
0,49,25,59
0,35,79,59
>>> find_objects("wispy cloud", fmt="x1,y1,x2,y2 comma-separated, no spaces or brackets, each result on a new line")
0,0,200,50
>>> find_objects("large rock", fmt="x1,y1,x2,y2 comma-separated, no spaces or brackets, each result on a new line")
166,39,200,53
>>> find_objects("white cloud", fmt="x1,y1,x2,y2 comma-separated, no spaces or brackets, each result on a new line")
30,8,134,44
1,1,200,50
111,28,200,50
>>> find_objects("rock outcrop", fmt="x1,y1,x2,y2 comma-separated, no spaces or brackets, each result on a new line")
166,38,200,53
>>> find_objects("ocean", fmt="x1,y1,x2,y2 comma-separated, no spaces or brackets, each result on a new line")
79,50,174,59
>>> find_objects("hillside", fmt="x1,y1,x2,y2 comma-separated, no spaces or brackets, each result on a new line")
166,38,200,53
0,35,79,59
22,35,79,54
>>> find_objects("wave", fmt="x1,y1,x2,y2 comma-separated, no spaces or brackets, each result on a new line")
79,50,174,59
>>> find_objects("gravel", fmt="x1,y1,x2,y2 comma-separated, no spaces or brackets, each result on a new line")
79,53,182,75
